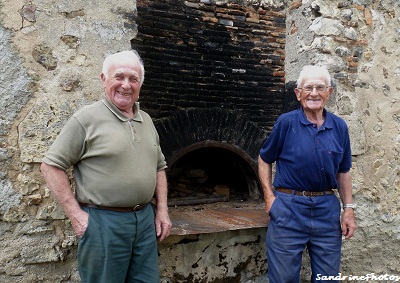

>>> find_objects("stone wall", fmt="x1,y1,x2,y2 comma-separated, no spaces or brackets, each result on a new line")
0,0,399,282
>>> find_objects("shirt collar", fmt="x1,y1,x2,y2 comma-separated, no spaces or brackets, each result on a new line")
102,95,143,122
298,108,333,129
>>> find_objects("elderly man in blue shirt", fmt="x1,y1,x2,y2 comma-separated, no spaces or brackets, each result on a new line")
258,65,356,283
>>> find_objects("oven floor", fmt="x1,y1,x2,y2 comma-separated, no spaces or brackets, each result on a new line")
168,200,269,235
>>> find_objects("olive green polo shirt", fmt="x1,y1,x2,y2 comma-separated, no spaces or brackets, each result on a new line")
43,96,167,207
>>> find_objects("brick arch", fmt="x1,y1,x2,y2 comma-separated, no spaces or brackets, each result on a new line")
154,108,267,166
154,108,267,200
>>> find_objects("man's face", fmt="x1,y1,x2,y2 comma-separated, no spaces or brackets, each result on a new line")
101,60,142,114
294,77,332,113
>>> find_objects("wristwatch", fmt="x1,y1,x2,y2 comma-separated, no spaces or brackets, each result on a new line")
343,204,356,210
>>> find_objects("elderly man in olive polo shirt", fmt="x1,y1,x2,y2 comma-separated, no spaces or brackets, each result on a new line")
41,50,171,283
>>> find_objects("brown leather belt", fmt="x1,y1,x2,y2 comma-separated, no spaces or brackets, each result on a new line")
275,187,334,196
79,202,149,212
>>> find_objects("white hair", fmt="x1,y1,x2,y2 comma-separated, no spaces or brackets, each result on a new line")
296,65,331,87
102,50,145,86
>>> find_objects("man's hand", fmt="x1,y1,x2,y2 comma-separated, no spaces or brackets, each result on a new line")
155,208,172,241
71,210,89,238
153,170,172,241
40,163,89,238
258,157,276,215
341,208,356,239
337,171,356,239
265,196,276,215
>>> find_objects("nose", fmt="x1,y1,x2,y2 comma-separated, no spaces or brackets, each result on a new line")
121,78,131,88
309,86,319,95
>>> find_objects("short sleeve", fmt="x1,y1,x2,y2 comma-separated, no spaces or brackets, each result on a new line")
42,116,87,170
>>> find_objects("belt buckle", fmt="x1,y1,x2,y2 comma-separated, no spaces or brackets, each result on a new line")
133,204,141,211
303,191,323,196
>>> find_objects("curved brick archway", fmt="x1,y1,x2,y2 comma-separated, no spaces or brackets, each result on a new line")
154,108,267,199
155,108,267,160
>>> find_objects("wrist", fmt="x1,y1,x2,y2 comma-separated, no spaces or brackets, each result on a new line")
343,203,355,210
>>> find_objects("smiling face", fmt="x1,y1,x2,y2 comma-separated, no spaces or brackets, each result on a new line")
101,54,143,117
294,76,333,115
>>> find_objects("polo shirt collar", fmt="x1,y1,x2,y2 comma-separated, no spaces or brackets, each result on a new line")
298,107,333,129
102,95,143,122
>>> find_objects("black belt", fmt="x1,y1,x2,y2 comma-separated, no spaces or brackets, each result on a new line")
275,187,334,196
79,202,149,212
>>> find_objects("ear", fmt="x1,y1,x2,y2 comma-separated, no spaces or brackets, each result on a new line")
294,88,301,101
327,86,333,99
100,73,107,87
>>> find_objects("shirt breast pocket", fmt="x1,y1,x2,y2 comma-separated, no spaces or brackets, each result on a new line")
325,150,344,173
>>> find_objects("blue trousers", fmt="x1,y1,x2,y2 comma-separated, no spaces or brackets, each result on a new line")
78,204,159,283
266,190,342,283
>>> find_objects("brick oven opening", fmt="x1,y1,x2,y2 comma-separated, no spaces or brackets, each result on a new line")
167,145,260,207
164,141,269,235
150,107,274,234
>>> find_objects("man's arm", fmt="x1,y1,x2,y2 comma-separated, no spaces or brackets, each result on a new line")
154,169,171,241
337,171,356,239
40,162,88,237
258,156,276,214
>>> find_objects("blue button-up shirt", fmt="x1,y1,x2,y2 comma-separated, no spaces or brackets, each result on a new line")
259,108,352,191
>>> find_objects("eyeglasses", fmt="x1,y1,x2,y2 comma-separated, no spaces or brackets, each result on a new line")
297,85,330,94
